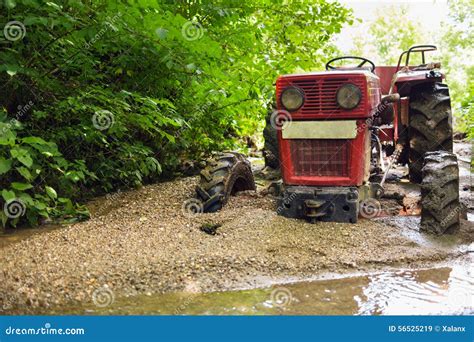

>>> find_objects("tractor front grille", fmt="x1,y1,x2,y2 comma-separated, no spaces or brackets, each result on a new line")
290,139,350,177
277,77,366,116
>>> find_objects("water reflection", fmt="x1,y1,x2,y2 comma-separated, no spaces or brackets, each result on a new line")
355,266,473,315
46,263,473,315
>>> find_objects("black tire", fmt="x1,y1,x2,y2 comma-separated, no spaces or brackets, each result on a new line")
195,152,256,213
420,151,460,235
263,110,280,169
408,83,453,183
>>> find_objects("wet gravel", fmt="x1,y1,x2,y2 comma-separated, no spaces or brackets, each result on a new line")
1,175,472,314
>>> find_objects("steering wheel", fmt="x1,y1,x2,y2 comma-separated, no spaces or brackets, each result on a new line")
325,56,376,72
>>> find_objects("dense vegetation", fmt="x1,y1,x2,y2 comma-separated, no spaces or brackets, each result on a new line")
0,0,352,226
440,0,474,139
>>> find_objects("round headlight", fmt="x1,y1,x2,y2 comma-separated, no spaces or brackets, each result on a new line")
336,83,361,109
281,87,304,111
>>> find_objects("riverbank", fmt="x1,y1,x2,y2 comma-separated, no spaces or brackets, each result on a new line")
1,174,473,314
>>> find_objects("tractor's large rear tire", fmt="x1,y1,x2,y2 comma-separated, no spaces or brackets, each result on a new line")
420,151,460,235
195,152,256,213
263,111,280,169
408,83,453,183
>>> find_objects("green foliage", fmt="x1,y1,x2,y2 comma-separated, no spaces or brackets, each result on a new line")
456,66,474,139
349,1,473,135
0,0,352,227
439,0,474,138
369,6,424,65
349,5,425,65
0,112,90,226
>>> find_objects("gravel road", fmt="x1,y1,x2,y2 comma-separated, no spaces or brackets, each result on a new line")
1,172,472,314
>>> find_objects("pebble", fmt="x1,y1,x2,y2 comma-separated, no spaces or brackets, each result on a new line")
1,176,471,314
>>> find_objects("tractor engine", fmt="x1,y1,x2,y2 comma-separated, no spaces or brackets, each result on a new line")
276,70,382,223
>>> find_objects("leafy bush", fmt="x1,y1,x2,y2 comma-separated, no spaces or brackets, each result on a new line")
0,0,351,227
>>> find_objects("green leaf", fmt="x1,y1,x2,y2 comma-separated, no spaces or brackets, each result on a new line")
0,158,12,174
58,197,73,211
0,124,16,146
32,111,48,119
46,2,61,10
10,147,33,168
18,192,33,206
1,189,15,202
27,140,61,157
22,136,49,145
34,201,47,210
23,16,48,26
45,186,57,199
1,212,7,228
65,171,81,182
11,182,33,191
16,166,33,180
160,131,176,143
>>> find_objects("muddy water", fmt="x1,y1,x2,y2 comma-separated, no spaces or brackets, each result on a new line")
0,225,60,248
48,262,472,315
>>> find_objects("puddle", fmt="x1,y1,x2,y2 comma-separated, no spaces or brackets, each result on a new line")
0,225,61,248
468,213,474,222
49,262,473,315
354,266,473,315
376,216,472,253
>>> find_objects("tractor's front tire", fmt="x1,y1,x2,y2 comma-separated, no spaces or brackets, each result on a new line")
263,110,280,169
408,83,453,183
195,152,256,213
420,151,460,235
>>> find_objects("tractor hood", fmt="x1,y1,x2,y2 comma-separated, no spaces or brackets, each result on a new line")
279,69,378,79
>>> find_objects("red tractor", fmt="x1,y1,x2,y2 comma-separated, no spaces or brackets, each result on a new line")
194,45,460,235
